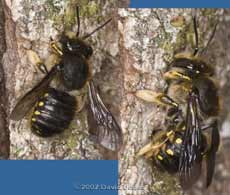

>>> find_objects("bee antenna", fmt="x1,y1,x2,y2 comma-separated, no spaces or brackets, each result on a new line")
82,18,112,39
76,6,80,37
192,11,199,56
200,22,218,55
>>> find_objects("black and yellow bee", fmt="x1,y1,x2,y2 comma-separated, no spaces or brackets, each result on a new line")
10,6,122,152
136,14,220,189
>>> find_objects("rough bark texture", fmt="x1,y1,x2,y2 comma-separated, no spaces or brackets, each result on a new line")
118,0,130,8
118,9,230,195
0,0,9,159
3,0,121,159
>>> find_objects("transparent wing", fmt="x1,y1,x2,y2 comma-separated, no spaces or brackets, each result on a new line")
10,64,61,120
206,120,219,187
179,89,202,189
87,81,123,151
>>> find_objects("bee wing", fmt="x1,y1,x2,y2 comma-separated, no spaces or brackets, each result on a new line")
179,89,203,189
10,64,61,121
206,120,219,187
87,81,123,152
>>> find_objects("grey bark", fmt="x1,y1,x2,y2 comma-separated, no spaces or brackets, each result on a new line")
3,0,120,159
118,9,230,195
118,0,130,8
0,0,9,159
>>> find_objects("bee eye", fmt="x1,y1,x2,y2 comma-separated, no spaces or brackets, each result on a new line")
86,46,93,57
67,42,73,51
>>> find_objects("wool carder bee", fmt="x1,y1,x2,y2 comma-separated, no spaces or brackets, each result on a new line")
136,14,219,189
10,6,122,152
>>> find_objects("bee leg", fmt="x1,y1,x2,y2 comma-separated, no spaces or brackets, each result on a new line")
165,107,184,129
164,70,191,81
69,89,88,113
135,90,178,108
39,64,48,74
76,94,87,112
27,50,48,74
137,131,165,158
137,130,174,158
50,37,63,56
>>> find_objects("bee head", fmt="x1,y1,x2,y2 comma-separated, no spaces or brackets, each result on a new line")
60,35,93,59
171,58,214,77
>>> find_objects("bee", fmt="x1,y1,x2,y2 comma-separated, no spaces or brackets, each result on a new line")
136,14,220,189
10,6,122,152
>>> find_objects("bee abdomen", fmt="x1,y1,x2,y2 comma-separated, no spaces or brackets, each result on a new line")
31,88,76,137
155,132,183,173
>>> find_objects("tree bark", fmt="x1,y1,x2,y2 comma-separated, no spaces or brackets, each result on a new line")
0,0,9,159
118,8,230,195
118,0,130,8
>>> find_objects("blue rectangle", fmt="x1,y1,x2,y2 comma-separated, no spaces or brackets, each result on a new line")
0,160,118,195
130,0,230,8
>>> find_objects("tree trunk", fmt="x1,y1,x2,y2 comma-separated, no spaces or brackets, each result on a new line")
118,0,130,8
0,0,9,159
118,8,230,195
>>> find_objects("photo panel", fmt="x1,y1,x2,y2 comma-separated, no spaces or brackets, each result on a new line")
5,0,122,160
118,8,230,195
1,0,230,195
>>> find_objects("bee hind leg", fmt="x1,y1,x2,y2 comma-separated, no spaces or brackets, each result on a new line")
69,88,88,113
137,130,174,158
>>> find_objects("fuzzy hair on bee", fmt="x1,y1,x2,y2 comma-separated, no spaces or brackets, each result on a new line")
10,6,122,152
136,13,220,189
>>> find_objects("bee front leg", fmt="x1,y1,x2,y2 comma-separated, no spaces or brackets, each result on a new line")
50,37,63,56
27,50,48,74
135,90,179,108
